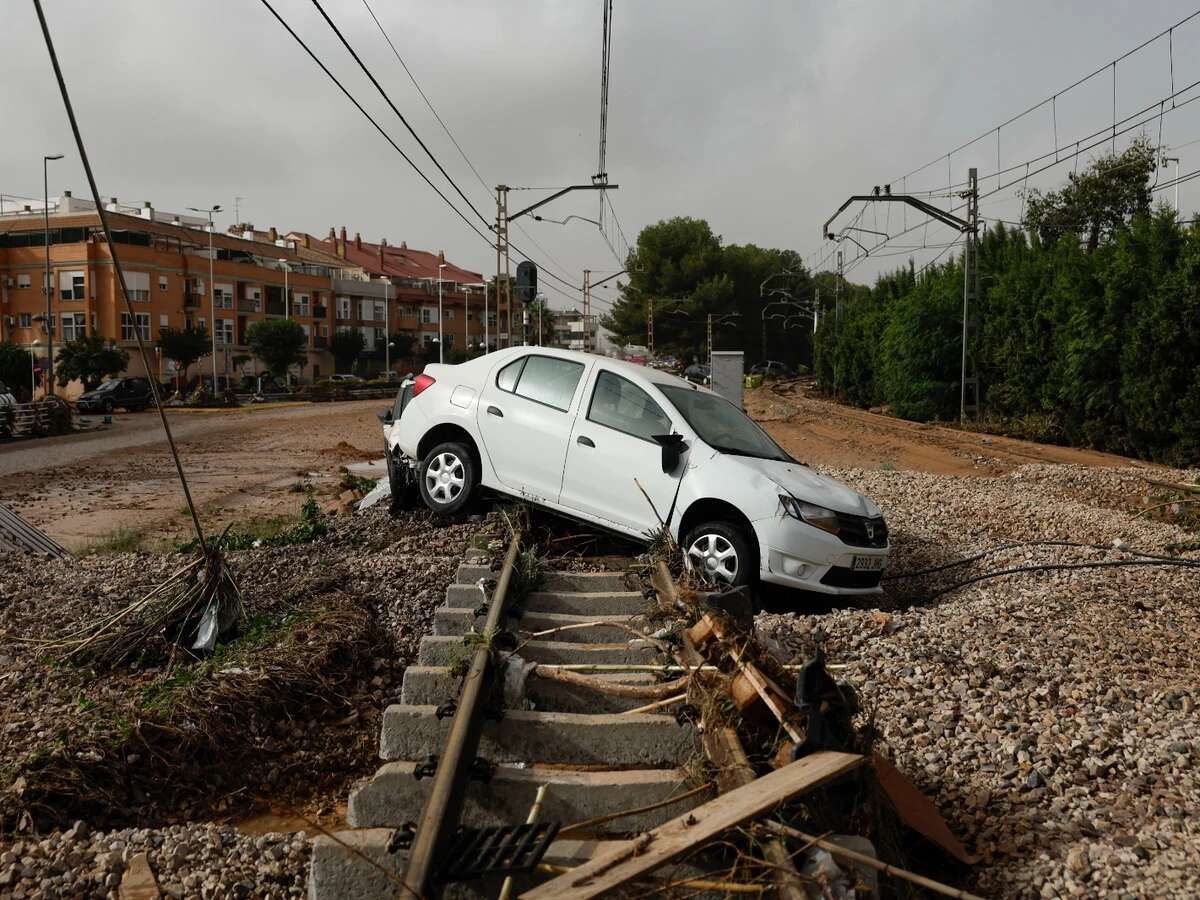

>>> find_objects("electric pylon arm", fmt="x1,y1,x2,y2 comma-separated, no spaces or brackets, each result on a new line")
508,184,619,223
822,193,972,241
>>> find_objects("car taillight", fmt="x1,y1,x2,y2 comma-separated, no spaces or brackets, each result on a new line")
412,373,436,397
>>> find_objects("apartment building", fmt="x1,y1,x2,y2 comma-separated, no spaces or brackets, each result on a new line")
288,227,514,363
0,195,343,392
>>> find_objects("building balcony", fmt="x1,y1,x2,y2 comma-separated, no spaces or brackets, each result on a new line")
265,300,286,316
313,306,327,319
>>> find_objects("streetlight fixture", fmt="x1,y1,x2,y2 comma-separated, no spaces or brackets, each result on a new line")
437,263,447,363
278,258,291,387
531,214,602,228
42,154,63,396
187,204,221,392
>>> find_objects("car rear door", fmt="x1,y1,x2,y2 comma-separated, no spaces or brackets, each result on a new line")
476,353,590,505
559,369,681,535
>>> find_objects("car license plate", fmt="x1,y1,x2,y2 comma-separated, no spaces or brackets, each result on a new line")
851,555,885,572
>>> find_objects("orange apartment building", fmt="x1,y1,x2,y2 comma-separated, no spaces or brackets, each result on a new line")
0,194,505,394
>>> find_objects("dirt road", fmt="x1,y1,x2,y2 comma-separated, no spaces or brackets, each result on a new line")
747,379,1150,476
0,400,387,549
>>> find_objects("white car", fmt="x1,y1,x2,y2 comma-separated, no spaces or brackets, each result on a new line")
381,347,888,594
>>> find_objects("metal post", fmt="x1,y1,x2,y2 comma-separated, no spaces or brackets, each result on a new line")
483,281,489,351
384,278,390,375
464,285,469,354
960,167,980,422
208,218,217,392
707,313,713,374
582,269,591,353
834,251,842,395
495,185,511,347
437,264,446,363
43,154,62,395
813,287,820,333
537,294,543,346
282,260,291,387
646,298,654,356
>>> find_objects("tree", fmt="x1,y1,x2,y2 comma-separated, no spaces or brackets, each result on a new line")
55,335,129,391
387,332,415,359
245,318,307,379
157,326,211,384
330,328,365,373
0,341,32,397
1023,137,1156,253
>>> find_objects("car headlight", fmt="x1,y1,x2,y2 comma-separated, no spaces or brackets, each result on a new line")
779,495,840,536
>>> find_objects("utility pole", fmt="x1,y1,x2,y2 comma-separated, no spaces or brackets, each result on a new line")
813,287,820,333
43,153,63,396
646,298,654,356
834,250,842,395
582,269,591,353
383,278,390,376
706,313,713,374
495,185,511,347
960,167,980,422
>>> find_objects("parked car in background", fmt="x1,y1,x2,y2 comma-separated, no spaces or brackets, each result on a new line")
381,347,889,596
682,364,711,385
749,360,798,379
329,373,363,384
75,377,154,413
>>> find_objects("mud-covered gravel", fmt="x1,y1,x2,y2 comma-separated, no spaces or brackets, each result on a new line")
758,463,1200,899
0,504,494,898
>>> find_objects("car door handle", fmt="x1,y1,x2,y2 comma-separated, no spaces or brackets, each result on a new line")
577,435,595,448
487,405,504,417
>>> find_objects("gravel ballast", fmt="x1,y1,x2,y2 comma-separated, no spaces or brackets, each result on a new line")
759,463,1200,899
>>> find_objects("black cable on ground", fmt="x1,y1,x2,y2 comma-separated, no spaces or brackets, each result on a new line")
919,558,1200,602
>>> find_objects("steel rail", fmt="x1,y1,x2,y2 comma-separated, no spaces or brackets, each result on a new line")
401,532,522,898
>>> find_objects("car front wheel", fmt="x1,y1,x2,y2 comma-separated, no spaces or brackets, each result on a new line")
418,441,477,516
683,521,755,588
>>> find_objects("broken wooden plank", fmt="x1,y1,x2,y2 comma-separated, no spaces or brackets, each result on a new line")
521,750,864,900
703,727,807,900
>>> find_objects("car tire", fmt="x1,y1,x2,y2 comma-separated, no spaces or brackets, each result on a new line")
387,448,419,513
683,521,756,589
102,399,115,414
417,441,477,516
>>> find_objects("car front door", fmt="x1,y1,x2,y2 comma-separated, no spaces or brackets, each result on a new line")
560,369,683,535
476,353,589,505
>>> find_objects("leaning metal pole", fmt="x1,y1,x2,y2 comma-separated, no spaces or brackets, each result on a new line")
33,0,208,552
401,534,522,898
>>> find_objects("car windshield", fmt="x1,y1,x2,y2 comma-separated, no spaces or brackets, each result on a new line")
658,385,790,462
94,380,121,392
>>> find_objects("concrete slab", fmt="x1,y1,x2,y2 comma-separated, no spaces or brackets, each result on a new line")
433,608,640,643
380,705,694,767
348,762,706,831
541,570,636,592
308,831,634,900
444,585,647,616
454,563,493,585
416,635,663,667
400,666,661,713
346,458,388,479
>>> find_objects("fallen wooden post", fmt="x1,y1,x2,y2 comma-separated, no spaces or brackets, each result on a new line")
521,751,864,900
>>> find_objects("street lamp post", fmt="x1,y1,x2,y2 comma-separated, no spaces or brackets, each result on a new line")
278,258,291,387
383,278,391,377
437,263,447,363
483,281,489,351
30,340,40,400
42,154,63,396
187,205,221,392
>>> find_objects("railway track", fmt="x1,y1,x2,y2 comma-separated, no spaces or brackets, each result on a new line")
309,530,979,899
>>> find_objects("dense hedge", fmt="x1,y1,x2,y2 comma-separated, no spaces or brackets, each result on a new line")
814,209,1200,465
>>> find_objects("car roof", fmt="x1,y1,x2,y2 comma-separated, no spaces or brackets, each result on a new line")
485,346,695,390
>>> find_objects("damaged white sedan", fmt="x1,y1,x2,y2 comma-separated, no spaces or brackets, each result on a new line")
380,347,888,594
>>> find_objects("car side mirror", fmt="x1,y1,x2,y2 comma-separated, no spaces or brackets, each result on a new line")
652,433,688,475
377,409,393,424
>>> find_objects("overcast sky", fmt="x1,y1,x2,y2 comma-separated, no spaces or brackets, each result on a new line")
5,1,1200,309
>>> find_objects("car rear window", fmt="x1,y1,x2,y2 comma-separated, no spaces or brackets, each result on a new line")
499,355,584,411
588,370,671,441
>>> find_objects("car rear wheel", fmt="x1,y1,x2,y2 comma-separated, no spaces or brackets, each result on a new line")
418,441,476,516
683,521,755,589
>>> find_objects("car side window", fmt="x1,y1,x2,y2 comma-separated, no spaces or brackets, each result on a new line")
496,357,525,392
507,355,584,411
587,370,671,441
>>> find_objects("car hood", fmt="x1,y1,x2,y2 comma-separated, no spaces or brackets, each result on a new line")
727,455,881,517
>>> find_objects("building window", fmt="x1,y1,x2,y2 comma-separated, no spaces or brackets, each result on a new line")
61,313,86,341
421,306,437,324
216,318,234,346
359,325,375,350
446,308,456,321
300,323,311,346
19,313,32,328
124,272,150,302
16,273,31,289
295,293,311,317
487,311,497,326
159,275,169,292
121,312,151,341
197,317,207,333
58,270,86,300
160,314,169,328
374,326,386,347
215,283,235,309
337,296,352,320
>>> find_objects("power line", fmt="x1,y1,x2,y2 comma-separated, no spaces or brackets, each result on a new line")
257,0,492,245
309,0,490,228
